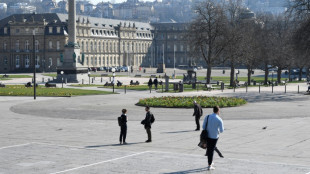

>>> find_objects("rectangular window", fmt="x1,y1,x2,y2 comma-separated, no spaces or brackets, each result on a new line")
3,42,7,51
180,45,184,52
25,40,29,51
4,57,8,65
16,29,20,34
25,55,30,68
57,27,61,33
25,28,29,33
49,57,52,66
49,27,53,33
57,58,61,66
16,40,20,51
49,41,53,49
56,41,60,50
16,55,20,68
35,55,40,67
4,27,7,34
35,40,39,51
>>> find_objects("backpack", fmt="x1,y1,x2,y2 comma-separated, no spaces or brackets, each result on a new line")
150,114,155,123
118,116,122,126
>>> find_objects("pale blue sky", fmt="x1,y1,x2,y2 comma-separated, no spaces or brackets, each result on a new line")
56,0,153,4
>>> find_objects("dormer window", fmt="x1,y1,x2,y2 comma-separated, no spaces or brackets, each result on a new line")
57,27,61,33
16,29,20,34
49,27,53,33
4,27,7,34
95,23,98,26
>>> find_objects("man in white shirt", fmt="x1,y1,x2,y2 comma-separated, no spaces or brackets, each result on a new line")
202,106,224,170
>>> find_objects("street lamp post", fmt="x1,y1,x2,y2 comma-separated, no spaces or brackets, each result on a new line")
112,67,116,93
61,71,64,88
33,30,36,100
88,71,91,85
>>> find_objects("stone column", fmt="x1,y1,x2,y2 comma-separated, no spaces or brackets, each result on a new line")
68,0,76,44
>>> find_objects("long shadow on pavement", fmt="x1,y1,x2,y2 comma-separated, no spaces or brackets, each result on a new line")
163,167,208,174
85,142,145,148
161,130,196,134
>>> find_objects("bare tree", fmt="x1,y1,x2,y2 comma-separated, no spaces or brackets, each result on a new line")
188,0,228,84
222,0,243,87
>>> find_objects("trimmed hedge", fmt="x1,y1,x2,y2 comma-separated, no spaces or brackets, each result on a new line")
137,96,247,108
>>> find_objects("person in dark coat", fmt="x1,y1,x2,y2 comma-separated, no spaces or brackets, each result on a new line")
148,78,153,88
144,106,152,143
119,109,128,144
193,101,203,131
153,77,158,90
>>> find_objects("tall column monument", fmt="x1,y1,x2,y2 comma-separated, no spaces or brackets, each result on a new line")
57,0,87,83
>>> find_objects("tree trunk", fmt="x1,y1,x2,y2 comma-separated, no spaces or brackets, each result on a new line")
289,68,292,82
277,68,282,83
230,63,235,87
206,64,212,84
306,66,310,81
247,68,251,85
264,64,269,85
299,67,303,81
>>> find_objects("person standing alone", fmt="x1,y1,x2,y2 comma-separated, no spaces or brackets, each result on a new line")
193,101,203,131
202,106,224,170
143,106,153,143
119,109,128,144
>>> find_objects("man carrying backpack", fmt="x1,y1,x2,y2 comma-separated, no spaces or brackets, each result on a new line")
202,106,224,170
143,106,154,143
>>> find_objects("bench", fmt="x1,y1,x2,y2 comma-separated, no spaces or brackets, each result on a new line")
104,82,114,86
135,74,142,77
2,74,9,78
25,82,32,87
117,80,123,87
130,80,140,85
206,84,215,91
101,74,108,77
150,75,156,78
25,82,38,88
0,83,5,87
45,82,56,88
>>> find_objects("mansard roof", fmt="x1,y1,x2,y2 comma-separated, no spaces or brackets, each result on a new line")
0,13,153,31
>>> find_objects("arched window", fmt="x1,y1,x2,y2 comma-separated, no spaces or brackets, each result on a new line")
35,40,39,51
90,42,93,51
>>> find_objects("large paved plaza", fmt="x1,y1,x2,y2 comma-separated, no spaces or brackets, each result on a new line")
0,71,310,174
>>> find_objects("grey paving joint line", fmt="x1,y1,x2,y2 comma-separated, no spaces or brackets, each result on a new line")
49,151,149,174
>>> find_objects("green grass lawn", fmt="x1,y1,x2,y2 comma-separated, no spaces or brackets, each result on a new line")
42,73,57,77
0,75,32,80
0,85,114,96
176,75,289,84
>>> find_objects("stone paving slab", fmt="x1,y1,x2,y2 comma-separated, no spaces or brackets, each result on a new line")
0,143,309,174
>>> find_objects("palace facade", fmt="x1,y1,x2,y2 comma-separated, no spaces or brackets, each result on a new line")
0,13,192,73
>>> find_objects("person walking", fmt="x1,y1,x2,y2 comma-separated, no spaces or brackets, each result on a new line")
143,106,153,143
119,109,128,145
153,77,158,90
193,101,203,131
148,78,153,89
202,106,224,170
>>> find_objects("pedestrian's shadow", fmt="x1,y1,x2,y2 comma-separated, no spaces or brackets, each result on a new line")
162,130,196,134
163,167,208,174
85,142,145,148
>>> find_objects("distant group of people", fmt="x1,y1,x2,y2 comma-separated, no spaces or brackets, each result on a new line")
117,101,224,171
148,77,159,89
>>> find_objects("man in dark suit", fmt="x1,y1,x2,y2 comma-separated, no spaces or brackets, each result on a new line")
193,101,203,131
144,106,153,142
